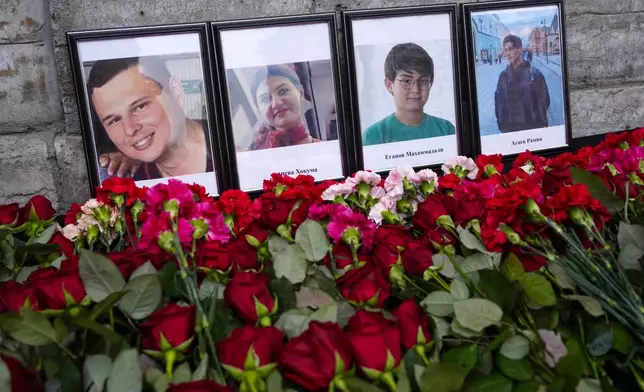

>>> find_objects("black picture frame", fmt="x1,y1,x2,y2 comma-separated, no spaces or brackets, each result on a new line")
210,13,353,194
462,0,572,160
343,4,466,176
66,23,229,196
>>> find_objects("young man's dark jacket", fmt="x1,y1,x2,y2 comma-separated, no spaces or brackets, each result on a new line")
494,61,550,133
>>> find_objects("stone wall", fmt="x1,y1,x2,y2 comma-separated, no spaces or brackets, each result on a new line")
1,0,643,210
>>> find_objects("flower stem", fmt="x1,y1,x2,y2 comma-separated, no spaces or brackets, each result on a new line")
401,273,430,295
446,253,485,298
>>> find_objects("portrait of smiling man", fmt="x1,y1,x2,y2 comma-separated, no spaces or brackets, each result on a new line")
87,56,213,181
362,43,456,146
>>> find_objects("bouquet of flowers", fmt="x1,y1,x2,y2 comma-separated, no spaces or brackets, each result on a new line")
0,129,643,392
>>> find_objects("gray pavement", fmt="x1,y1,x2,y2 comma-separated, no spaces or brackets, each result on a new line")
475,60,565,136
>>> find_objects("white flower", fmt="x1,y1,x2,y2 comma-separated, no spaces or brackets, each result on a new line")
62,224,80,241
81,198,103,215
77,214,100,232
397,165,420,182
520,163,534,174
370,186,386,200
538,329,568,368
368,197,396,225
109,207,121,226
441,156,479,180
322,182,355,201
347,171,381,186
384,170,404,199
416,169,439,185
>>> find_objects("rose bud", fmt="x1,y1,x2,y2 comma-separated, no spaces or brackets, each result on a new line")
228,237,261,271
401,240,434,277
168,380,234,392
347,310,402,391
49,231,76,262
336,265,390,309
0,203,20,227
139,303,196,353
224,272,277,326
217,325,283,392
391,299,432,351
280,322,353,391
412,195,448,231
28,267,88,311
259,193,295,231
0,281,39,312
1,353,45,392
18,195,56,224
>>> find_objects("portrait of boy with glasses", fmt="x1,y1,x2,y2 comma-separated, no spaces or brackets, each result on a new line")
362,43,456,146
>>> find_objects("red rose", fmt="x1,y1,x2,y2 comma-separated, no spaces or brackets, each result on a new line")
241,220,269,246
391,299,432,350
413,195,448,231
290,200,313,231
0,203,20,226
28,267,86,309
228,238,260,271
346,310,402,375
196,241,232,272
64,202,82,225
49,231,75,261
401,240,433,277
107,248,168,279
168,381,233,392
97,177,137,206
372,243,399,277
280,322,353,391
0,281,39,312
19,195,55,223
138,303,196,351
424,228,457,249
259,193,296,231
0,353,44,392
217,325,283,373
224,272,276,324
374,225,412,250
336,265,390,308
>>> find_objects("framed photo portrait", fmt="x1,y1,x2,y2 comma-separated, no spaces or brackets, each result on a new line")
212,14,350,192
344,5,462,174
67,23,224,196
463,0,571,157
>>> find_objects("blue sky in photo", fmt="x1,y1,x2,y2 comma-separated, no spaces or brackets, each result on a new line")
475,6,559,43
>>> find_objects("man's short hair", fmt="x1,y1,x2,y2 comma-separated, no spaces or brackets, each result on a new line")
87,56,172,95
503,35,522,49
384,43,434,83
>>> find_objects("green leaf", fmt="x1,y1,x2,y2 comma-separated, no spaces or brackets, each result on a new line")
198,280,224,301
570,167,623,214
16,265,39,283
59,354,82,392
2,309,56,346
441,345,478,371
15,243,60,256
129,261,157,280
477,270,518,313
618,244,644,271
309,303,338,325
395,360,411,392
500,335,530,360
72,317,122,344
173,362,191,384
295,219,330,262
208,298,242,342
576,378,602,392
514,380,540,392
273,244,308,284
157,262,177,297
268,235,289,255
118,274,162,320
152,374,169,392
432,254,456,278
89,291,127,321
266,370,283,392
610,323,634,355
420,290,455,317
275,308,313,339
54,318,68,343
457,226,493,254
419,363,468,392
0,357,11,392
345,376,386,391
463,373,512,392
33,224,57,244
618,221,644,250
518,273,556,307
475,351,493,376
586,325,613,357
192,354,208,382
461,253,500,273
0,234,15,270
496,355,534,381
79,250,126,302
309,268,343,301
453,298,503,332
451,319,481,338
556,336,590,389
562,295,604,317
549,262,575,290
450,280,469,301
83,355,113,392
270,277,296,314
107,348,142,392
500,253,524,282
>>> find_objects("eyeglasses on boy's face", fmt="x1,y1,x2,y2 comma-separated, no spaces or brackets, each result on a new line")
395,77,432,91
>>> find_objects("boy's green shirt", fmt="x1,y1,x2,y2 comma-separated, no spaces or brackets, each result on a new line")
362,113,456,146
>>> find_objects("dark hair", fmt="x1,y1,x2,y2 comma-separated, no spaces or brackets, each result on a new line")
384,43,434,83
87,56,172,96
250,64,302,107
503,35,522,50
